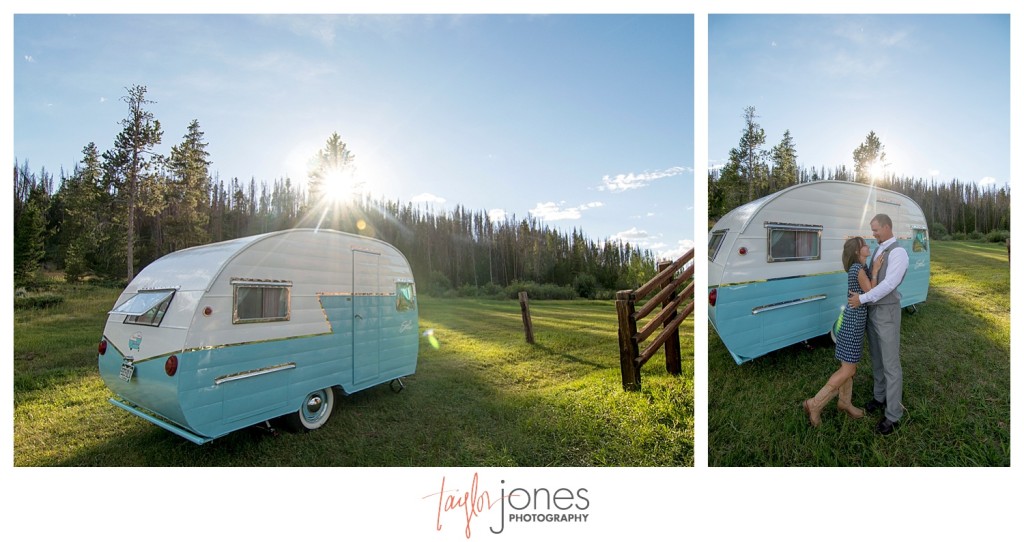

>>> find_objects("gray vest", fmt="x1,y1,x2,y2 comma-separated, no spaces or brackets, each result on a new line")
872,242,905,306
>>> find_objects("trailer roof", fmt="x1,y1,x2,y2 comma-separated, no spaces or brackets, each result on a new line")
713,180,922,234
124,229,397,293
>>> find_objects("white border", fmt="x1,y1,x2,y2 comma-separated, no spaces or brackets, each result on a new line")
4,1,1021,540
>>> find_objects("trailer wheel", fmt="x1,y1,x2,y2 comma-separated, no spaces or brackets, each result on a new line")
281,387,335,432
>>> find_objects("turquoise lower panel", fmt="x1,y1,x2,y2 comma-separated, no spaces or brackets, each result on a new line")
104,294,419,442
712,273,845,364
710,251,928,364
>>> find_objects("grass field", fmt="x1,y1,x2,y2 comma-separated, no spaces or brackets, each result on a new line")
14,288,694,466
708,240,1010,466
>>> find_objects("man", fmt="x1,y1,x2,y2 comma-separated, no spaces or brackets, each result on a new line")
848,213,908,435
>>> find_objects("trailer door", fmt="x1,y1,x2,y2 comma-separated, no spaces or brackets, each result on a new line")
352,250,381,385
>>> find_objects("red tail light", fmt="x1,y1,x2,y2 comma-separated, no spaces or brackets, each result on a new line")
709,288,718,307
165,355,179,377
98,340,108,355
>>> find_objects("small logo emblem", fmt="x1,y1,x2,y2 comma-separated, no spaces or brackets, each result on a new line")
129,332,143,351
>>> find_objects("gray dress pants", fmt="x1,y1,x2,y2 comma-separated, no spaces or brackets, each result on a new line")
866,302,903,422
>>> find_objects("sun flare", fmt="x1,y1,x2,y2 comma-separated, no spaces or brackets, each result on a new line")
321,168,362,204
868,160,886,181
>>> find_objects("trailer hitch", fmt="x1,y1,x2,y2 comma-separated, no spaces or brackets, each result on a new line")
389,378,405,393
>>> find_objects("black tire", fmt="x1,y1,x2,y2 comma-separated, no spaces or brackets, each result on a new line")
280,387,335,432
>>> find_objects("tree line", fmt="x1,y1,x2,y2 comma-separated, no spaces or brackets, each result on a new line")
13,85,658,296
709,106,1011,238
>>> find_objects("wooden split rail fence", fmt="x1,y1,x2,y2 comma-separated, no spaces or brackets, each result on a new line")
615,248,695,391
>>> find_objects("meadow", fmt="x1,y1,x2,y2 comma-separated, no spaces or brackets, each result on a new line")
14,290,694,466
708,241,1010,466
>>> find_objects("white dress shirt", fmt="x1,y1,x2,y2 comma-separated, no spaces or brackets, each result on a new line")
859,236,909,304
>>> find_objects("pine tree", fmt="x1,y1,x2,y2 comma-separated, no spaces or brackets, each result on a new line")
165,119,211,252
738,106,768,200
770,129,798,191
102,85,164,280
307,132,357,208
711,106,768,218
853,131,886,183
14,185,48,284
60,143,108,281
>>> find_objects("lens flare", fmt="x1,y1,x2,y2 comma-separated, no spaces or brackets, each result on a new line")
422,328,440,349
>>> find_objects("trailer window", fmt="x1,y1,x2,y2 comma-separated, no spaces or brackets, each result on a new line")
396,282,416,312
766,223,821,262
112,290,175,327
913,228,929,252
709,230,728,261
233,281,291,323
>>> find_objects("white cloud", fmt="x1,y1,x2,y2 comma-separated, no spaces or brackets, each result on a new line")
978,177,997,187
612,227,655,242
529,201,602,221
99,97,106,103
598,166,691,192
488,208,507,223
24,55,35,63
928,169,940,177
412,192,446,204
659,239,695,262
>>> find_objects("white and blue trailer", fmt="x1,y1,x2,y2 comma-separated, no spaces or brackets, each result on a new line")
98,229,419,444
708,181,930,364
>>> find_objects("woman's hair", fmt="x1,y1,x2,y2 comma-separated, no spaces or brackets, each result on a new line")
842,237,865,271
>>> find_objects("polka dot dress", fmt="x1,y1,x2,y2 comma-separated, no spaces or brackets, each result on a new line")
835,262,867,363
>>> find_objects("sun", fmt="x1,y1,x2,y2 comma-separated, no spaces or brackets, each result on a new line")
320,168,362,203
868,160,886,181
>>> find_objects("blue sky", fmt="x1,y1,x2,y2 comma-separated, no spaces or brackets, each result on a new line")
13,14,695,260
709,14,1009,188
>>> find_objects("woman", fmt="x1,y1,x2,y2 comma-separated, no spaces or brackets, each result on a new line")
803,236,882,427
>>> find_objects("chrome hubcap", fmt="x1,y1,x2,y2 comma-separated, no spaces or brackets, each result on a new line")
305,395,323,414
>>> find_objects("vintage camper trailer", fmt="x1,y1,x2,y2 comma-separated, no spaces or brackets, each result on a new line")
708,181,930,364
98,229,419,444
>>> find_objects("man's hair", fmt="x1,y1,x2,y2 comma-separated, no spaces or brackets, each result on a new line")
871,213,893,228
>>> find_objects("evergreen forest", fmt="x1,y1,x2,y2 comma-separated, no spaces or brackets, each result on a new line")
13,85,660,299
709,106,1011,242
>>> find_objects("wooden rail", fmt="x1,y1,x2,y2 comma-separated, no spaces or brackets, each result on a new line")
615,248,695,391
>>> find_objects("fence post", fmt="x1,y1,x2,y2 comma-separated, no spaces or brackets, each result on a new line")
659,260,682,376
616,290,641,391
518,291,535,344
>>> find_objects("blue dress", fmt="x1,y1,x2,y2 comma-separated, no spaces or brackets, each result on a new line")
835,263,868,363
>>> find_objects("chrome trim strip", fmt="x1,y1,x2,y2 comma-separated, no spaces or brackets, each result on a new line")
751,294,827,315
763,222,823,231
214,362,296,385
230,278,294,287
